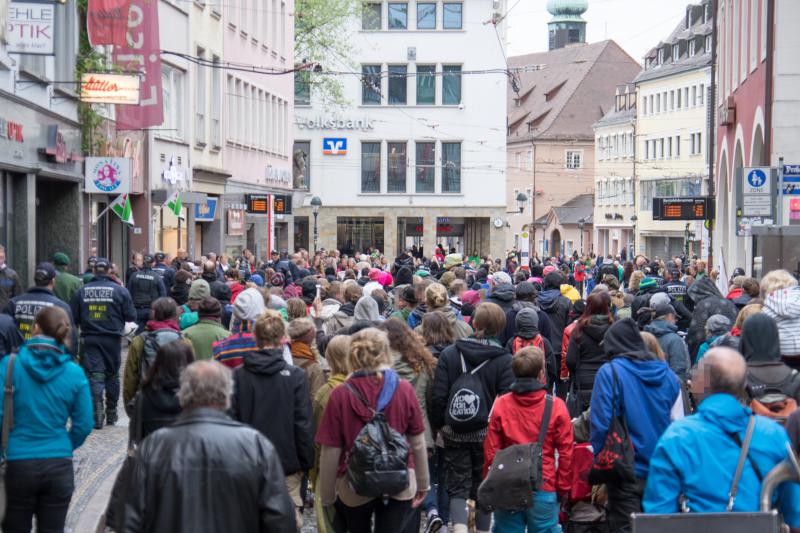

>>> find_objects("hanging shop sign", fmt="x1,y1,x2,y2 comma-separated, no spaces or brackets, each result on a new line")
84,157,131,194
87,0,130,47
195,197,218,222
80,73,141,105
7,1,55,55
162,156,186,186
227,208,245,236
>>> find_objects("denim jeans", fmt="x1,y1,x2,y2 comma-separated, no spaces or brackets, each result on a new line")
2,458,74,533
493,491,561,533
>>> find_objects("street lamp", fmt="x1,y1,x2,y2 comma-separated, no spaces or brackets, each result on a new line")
577,217,585,255
311,196,322,254
630,215,638,257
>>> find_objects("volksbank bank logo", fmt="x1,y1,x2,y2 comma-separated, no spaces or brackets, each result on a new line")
295,116,375,131
323,138,347,155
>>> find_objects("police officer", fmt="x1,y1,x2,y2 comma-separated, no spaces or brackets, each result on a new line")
5,262,78,354
127,253,166,334
152,251,176,293
71,258,136,429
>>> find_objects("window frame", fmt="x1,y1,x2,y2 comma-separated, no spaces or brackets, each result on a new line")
442,64,462,105
361,141,382,193
415,64,436,105
362,64,382,105
388,2,409,30
387,141,407,193
362,2,382,30
161,63,186,141
441,142,462,193
415,141,435,193
416,2,437,29
388,64,408,105
565,150,583,170
443,2,463,30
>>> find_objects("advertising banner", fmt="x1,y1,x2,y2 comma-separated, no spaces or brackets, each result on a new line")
113,0,163,130
87,0,130,46
80,73,140,105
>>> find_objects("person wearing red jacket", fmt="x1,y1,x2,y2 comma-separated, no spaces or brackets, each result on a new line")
484,346,574,532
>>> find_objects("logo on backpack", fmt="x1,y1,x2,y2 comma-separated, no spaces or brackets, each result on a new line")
445,353,491,433
449,389,480,421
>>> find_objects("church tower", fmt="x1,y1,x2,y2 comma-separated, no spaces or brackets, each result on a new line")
547,0,588,50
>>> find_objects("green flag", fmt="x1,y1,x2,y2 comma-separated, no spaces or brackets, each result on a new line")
110,193,134,225
165,190,184,219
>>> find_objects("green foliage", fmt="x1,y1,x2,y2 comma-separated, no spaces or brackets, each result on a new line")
76,0,108,154
294,0,359,109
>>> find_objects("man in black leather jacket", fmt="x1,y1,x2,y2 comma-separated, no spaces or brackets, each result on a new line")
123,360,295,533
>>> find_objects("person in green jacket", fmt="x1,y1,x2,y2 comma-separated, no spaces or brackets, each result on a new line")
183,298,230,360
52,252,83,304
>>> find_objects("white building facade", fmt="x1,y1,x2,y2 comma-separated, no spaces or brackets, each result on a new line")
293,0,508,260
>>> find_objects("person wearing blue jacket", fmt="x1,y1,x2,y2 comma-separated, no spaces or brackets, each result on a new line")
643,302,690,382
0,306,93,532
590,318,683,533
71,258,136,429
643,347,800,527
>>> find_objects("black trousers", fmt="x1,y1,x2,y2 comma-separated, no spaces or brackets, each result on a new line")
333,498,413,533
3,458,74,533
606,477,646,533
83,334,122,408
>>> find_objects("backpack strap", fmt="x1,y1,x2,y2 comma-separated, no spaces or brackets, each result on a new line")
727,415,758,511
460,353,490,375
537,394,553,448
345,382,375,415
2,353,17,456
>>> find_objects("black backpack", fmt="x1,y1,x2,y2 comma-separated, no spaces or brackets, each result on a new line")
445,353,491,433
345,381,410,499
140,329,182,381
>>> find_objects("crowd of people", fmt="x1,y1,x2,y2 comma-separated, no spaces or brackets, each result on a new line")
1,243,800,533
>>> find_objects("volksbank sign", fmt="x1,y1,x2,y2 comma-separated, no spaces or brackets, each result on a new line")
295,116,375,131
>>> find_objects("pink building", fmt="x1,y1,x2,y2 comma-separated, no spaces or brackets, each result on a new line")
222,0,295,258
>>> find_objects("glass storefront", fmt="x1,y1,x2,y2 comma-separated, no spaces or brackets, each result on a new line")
155,205,189,257
337,217,384,255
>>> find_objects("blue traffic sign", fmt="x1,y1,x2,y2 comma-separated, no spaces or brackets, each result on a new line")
747,168,767,188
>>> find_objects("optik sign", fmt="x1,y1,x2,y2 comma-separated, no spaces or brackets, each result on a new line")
323,138,347,156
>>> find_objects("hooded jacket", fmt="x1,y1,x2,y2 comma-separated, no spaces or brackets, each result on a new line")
123,319,185,409
687,277,738,360
505,308,557,386
122,408,296,532
417,305,473,341
354,296,381,322
644,394,800,526
394,352,435,449
538,288,572,351
590,319,682,478
505,300,553,345
644,319,690,382
740,313,800,402
560,284,581,303
483,380,574,495
407,303,428,329
231,347,314,475
325,301,356,335
487,283,516,315
432,337,513,439
763,286,800,359
566,317,612,409
0,336,92,460
137,379,182,442
170,280,190,306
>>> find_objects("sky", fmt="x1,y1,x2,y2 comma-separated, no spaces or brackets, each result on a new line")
507,0,692,63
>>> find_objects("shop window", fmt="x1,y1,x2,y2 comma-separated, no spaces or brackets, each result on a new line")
442,142,461,193
337,217,385,255
361,142,381,193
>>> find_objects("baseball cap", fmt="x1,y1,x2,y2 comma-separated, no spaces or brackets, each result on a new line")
653,301,676,319
401,285,417,304
52,252,70,266
143,254,155,264
155,252,166,262
88,256,98,267
34,262,57,284
94,258,110,273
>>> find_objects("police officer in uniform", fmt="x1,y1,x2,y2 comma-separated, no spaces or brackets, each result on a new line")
127,253,166,334
71,258,136,429
152,251,176,293
5,262,78,354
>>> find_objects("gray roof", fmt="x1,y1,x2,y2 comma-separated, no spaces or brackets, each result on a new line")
593,104,636,129
507,40,641,144
535,193,594,225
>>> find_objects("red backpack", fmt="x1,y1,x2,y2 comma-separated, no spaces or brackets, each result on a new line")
512,334,545,355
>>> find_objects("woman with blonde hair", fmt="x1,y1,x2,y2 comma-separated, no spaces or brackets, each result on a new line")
760,269,800,367
316,328,429,532
627,270,646,294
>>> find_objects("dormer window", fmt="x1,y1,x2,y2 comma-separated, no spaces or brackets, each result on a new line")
673,44,680,61
705,35,711,53
704,3,711,23
658,48,664,65
689,40,696,56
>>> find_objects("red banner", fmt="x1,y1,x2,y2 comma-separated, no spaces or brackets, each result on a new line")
113,0,163,130
87,0,131,46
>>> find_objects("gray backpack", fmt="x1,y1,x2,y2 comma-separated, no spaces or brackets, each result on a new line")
140,329,182,381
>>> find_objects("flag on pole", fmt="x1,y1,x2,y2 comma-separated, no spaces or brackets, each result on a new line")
110,194,134,226
165,190,184,219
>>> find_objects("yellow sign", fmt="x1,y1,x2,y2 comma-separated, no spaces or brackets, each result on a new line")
522,232,529,239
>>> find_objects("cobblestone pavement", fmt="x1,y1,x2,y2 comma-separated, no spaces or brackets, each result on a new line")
66,352,130,533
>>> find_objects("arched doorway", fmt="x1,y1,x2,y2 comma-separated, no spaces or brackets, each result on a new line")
717,155,730,272
733,142,747,271
551,229,562,259
751,126,765,166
